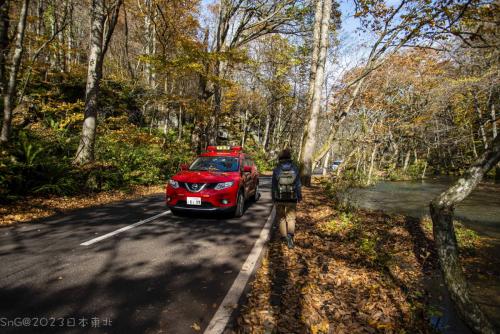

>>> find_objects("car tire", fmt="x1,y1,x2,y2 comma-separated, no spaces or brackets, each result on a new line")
234,191,245,218
169,208,181,216
251,184,260,202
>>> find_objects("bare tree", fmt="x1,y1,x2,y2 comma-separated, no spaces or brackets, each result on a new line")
312,0,445,165
210,0,309,144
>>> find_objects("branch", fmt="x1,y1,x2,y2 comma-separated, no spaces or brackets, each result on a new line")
18,8,70,104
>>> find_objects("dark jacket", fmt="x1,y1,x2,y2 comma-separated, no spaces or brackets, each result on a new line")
272,160,302,202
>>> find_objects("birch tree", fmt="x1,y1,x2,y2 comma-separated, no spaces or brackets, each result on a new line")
299,0,332,186
74,0,122,164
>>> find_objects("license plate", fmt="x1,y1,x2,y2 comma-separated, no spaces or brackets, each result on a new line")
187,197,201,205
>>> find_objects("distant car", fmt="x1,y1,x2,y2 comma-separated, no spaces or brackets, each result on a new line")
331,160,343,171
166,146,259,217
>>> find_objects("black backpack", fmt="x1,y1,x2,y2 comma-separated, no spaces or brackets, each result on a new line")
276,167,297,201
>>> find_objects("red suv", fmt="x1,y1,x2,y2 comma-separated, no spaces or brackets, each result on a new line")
166,146,259,217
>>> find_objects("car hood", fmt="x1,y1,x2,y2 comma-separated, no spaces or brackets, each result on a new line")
172,170,239,183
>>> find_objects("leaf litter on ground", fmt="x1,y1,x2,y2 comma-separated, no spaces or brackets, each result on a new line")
234,184,446,334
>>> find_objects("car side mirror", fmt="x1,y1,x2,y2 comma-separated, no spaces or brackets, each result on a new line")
243,165,252,173
180,163,189,171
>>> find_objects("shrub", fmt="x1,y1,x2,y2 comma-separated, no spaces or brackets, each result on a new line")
0,130,78,201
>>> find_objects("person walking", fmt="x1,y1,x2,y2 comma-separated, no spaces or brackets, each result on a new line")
271,148,302,249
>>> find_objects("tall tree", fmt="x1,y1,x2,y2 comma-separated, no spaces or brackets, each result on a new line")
0,0,29,144
430,134,500,334
312,0,445,166
74,0,122,164
300,0,332,186
210,0,310,144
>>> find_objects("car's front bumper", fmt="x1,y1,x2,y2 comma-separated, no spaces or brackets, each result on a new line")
166,185,239,210
168,203,235,213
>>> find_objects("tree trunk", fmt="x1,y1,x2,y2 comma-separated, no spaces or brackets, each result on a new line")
56,5,66,73
211,1,227,146
145,0,156,89
493,100,499,181
263,112,271,150
430,134,500,334
300,0,332,186
241,109,248,147
36,0,44,35
74,0,122,164
475,94,488,150
123,4,135,80
470,127,478,159
313,76,366,164
74,1,105,163
0,0,9,95
488,86,497,140
421,147,430,179
492,103,497,140
66,0,73,70
337,147,357,177
0,0,29,144
306,0,323,107
322,149,330,176
403,150,411,172
367,143,379,185
177,105,183,141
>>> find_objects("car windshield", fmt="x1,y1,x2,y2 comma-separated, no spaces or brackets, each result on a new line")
189,157,239,172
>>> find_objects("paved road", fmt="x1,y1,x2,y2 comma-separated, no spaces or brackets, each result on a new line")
0,178,273,334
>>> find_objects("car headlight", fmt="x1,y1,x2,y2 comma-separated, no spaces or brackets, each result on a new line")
169,179,180,189
214,181,233,190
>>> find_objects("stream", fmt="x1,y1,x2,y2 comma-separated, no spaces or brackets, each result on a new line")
350,177,500,241
349,177,500,333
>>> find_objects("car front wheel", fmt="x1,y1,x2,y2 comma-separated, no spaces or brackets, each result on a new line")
234,191,245,217
252,184,260,202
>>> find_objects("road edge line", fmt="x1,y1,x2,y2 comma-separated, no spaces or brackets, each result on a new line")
203,205,276,334
80,211,171,246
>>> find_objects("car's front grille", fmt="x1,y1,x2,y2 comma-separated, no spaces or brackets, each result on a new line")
180,182,218,192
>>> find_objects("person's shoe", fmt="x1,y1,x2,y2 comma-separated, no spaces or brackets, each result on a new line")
286,234,294,249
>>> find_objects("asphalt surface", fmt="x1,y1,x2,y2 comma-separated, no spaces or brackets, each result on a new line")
0,177,273,334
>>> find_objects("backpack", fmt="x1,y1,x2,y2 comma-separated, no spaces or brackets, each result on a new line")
276,166,297,201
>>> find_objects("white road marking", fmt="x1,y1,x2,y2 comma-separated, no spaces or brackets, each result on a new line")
204,205,276,334
80,211,171,246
